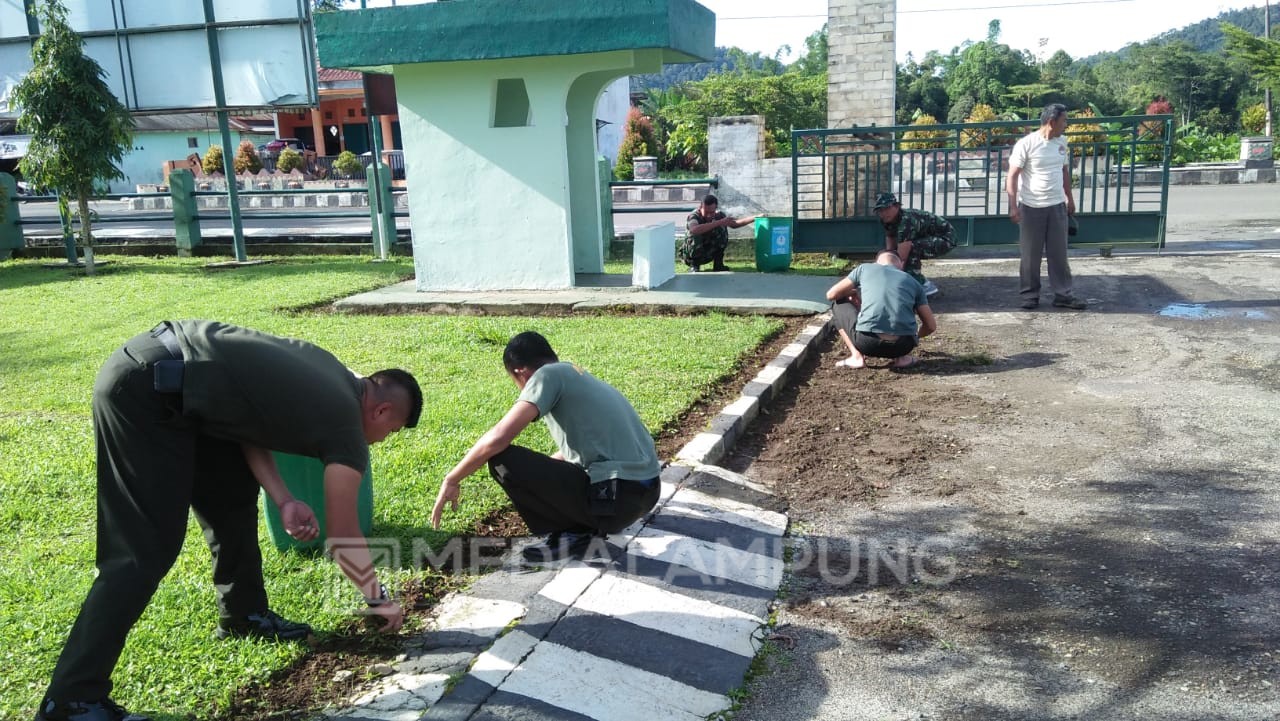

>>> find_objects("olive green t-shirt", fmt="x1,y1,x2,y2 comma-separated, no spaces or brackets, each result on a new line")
171,320,369,472
518,362,661,483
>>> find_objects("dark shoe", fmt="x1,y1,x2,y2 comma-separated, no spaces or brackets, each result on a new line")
521,531,597,564
1020,298,1039,310
1052,295,1087,310
711,262,730,272
215,609,312,641
36,697,150,721
688,264,701,273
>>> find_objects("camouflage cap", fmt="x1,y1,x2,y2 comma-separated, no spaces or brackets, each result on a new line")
873,192,899,210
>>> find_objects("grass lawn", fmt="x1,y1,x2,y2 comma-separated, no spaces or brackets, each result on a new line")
0,255,785,719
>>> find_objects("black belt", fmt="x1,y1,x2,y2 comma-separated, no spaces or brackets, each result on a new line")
150,322,182,360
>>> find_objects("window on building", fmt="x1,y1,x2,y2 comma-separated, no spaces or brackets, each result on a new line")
325,111,333,120
347,108,355,117
187,137,198,148
493,78,531,128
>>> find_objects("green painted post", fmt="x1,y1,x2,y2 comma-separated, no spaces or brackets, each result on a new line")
367,162,395,257
0,173,21,259
169,169,202,256
596,156,615,258
57,195,76,264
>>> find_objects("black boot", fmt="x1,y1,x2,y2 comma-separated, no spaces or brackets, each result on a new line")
35,697,150,721
215,609,312,641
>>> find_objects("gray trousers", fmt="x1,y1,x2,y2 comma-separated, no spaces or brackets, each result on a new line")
1018,202,1073,300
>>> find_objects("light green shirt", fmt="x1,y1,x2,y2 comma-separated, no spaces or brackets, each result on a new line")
518,362,661,483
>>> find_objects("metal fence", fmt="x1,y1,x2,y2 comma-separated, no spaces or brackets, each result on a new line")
791,114,1174,253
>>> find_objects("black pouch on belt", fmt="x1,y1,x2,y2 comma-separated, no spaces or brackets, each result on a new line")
153,359,185,393
588,479,618,516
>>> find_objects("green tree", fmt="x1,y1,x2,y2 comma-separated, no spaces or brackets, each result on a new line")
11,0,134,274
1132,41,1242,126
1040,50,1075,85
942,26,1038,111
1222,22,1280,115
1003,83,1057,119
897,51,949,124
791,25,829,77
659,72,826,170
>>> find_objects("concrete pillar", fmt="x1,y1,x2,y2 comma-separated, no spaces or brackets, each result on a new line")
380,115,396,150
311,109,325,156
827,0,896,128
827,0,896,216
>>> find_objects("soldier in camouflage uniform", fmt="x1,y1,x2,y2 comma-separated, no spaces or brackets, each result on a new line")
873,192,956,296
679,194,757,272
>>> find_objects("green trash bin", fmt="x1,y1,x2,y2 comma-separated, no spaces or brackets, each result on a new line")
261,451,374,552
754,217,793,272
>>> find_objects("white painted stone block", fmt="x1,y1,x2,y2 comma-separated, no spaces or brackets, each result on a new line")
632,222,676,289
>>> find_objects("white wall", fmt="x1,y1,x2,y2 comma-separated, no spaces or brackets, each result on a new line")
394,51,658,291
594,76,629,169
707,115,791,219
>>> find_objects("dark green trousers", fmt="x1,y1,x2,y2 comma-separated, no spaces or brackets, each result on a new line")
488,444,660,536
46,330,268,703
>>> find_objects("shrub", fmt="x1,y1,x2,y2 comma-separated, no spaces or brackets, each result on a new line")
615,108,655,180
900,113,950,150
333,150,363,178
1141,97,1173,139
1069,108,1107,156
1241,103,1267,135
960,103,998,147
1172,124,1240,166
233,140,262,174
276,147,305,174
201,144,224,175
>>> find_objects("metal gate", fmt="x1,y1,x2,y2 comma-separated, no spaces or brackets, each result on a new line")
791,114,1174,253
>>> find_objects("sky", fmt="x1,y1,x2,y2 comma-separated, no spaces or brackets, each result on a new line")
694,0,1266,63
351,0,1265,64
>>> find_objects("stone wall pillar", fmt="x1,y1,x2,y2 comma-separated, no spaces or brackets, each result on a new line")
707,116,791,219
827,0,896,216
827,0,896,128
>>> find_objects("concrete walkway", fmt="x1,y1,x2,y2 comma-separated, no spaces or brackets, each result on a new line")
318,318,830,721
334,273,834,317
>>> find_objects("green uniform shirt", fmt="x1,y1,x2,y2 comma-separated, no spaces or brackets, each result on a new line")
883,207,952,243
518,362,661,483
848,264,928,335
171,320,369,472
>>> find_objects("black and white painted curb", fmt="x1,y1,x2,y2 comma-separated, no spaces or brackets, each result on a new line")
325,316,832,721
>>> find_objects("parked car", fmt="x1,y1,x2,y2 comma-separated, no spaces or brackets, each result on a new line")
263,138,311,152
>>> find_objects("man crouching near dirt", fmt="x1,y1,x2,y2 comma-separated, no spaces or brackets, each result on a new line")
825,250,937,369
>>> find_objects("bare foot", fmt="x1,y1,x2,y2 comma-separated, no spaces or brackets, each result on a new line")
836,357,866,369
892,355,918,369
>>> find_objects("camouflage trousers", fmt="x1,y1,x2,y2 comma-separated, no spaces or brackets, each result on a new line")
902,230,955,283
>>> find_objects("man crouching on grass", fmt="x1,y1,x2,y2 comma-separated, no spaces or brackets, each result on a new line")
825,251,937,369
431,331,661,564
